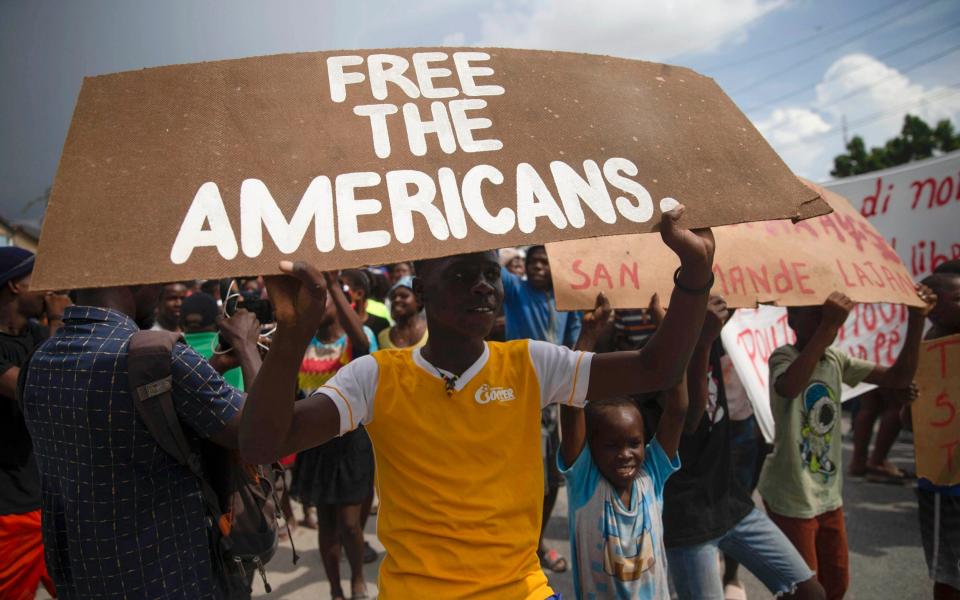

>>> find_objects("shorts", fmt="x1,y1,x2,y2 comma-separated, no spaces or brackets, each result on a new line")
541,404,560,492
0,510,55,599
666,507,814,599
918,487,960,589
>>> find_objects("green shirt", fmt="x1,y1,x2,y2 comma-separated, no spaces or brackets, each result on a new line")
182,331,244,391
366,299,392,324
758,346,874,518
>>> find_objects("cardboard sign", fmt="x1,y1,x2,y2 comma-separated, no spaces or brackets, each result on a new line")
826,149,960,280
912,334,960,486
33,48,821,290
548,180,920,310
816,150,960,404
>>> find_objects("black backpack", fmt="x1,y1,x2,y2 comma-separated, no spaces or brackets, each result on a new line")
126,330,292,594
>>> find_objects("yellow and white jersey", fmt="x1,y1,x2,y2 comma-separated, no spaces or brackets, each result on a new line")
318,339,593,600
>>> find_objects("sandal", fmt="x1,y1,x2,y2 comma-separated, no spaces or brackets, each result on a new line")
865,464,914,485
538,548,568,573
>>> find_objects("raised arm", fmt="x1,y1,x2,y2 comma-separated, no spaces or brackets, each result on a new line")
863,284,937,388
682,296,730,433
774,293,852,398
240,261,342,464
326,271,370,356
654,377,688,459
587,206,715,399
560,292,612,468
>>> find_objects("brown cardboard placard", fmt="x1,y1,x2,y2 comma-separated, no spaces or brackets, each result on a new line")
548,180,923,309
912,334,960,486
33,48,822,290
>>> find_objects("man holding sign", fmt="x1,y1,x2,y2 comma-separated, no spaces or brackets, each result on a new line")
240,206,714,599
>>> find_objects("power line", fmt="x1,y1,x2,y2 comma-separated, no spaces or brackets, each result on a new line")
730,0,944,95
776,83,960,150
811,42,960,113
744,20,960,113
702,0,906,72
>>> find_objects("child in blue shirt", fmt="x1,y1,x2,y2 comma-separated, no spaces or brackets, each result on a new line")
560,293,687,600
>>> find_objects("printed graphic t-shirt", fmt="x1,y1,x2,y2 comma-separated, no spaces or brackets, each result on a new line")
318,339,593,600
560,438,679,600
758,345,875,518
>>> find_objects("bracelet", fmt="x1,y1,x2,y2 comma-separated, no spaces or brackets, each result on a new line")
673,267,714,295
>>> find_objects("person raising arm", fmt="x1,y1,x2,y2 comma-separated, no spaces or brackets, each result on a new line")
239,205,715,465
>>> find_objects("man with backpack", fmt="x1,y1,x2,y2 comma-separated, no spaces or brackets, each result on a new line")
20,282,265,599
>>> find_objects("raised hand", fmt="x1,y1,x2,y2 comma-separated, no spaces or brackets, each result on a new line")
216,308,261,351
264,260,329,335
577,292,613,351
821,291,855,330
659,204,716,288
699,295,730,343
911,283,937,317
648,292,666,326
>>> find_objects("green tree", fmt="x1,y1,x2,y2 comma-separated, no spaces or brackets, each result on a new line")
830,114,960,177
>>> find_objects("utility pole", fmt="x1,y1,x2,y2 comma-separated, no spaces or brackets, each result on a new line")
841,114,848,146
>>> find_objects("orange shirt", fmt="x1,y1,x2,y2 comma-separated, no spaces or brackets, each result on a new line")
320,340,592,599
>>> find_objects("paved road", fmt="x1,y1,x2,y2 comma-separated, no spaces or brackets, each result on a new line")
255,418,930,599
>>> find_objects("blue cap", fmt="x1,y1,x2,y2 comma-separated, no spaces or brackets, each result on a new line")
0,247,35,286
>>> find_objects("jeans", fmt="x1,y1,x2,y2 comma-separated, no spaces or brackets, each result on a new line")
666,507,814,599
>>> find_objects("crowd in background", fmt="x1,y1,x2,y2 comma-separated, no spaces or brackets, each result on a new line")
1,237,958,600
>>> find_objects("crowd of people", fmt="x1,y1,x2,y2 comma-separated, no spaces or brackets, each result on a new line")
0,206,958,599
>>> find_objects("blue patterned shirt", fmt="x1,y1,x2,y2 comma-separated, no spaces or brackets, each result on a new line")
21,306,244,599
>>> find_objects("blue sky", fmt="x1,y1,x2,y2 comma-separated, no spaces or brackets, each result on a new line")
2,0,958,226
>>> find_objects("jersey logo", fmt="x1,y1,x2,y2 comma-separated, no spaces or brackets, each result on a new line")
474,384,516,404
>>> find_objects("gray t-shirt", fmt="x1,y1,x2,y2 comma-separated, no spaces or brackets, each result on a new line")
758,346,874,518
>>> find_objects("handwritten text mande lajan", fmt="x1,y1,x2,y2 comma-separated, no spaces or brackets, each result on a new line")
169,158,681,264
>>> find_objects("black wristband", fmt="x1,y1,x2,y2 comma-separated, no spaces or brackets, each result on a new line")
673,267,714,295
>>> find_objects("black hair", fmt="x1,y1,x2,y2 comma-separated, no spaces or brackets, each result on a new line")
584,396,643,440
199,280,219,296
180,292,218,329
525,245,547,266
922,271,960,295
934,259,960,276
368,270,391,302
341,269,370,297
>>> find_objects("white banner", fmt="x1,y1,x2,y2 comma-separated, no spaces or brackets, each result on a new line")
723,150,960,441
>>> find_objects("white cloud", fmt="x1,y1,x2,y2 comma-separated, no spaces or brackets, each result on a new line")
755,52,960,180
471,0,787,61
755,108,830,175
815,53,960,128
441,32,467,46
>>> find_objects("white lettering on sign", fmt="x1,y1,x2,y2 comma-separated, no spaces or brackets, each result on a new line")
170,158,676,262
353,104,398,159
240,177,335,257
171,51,679,266
170,182,238,264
